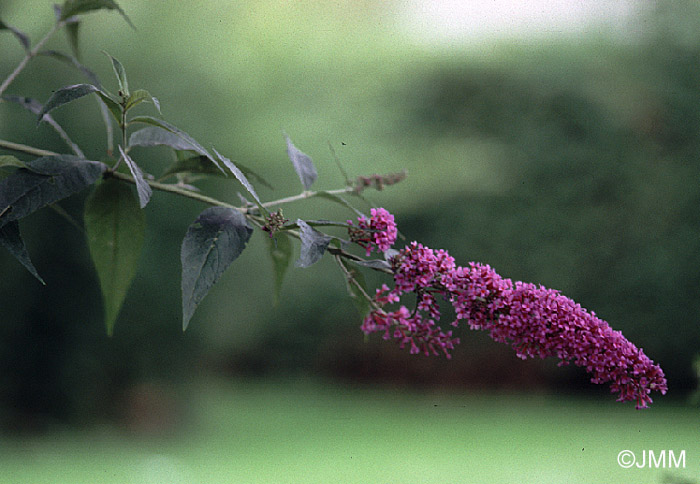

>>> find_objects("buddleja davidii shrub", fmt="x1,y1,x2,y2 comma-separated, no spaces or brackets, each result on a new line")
0,1,668,408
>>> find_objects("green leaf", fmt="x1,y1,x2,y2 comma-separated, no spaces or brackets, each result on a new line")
37,83,100,125
159,148,273,189
212,148,262,206
0,155,106,229
37,58,118,150
0,19,30,51
0,151,55,175
0,155,30,170
103,51,129,97
118,146,151,208
65,20,81,60
236,161,273,189
285,134,317,190
95,90,122,123
338,258,371,317
84,178,144,335
295,219,331,268
265,231,292,303
59,0,135,30
160,154,225,180
129,116,224,173
0,221,45,284
124,89,160,113
181,207,253,330
316,191,364,217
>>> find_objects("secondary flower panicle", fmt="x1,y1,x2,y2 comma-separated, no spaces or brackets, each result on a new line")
348,207,397,256
358,212,667,408
361,285,460,358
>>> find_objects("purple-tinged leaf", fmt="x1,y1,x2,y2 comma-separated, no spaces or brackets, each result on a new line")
0,155,106,229
212,148,261,206
295,219,331,268
118,146,151,208
37,83,100,125
129,116,224,173
285,134,317,190
181,207,252,330
129,126,194,151
353,259,391,270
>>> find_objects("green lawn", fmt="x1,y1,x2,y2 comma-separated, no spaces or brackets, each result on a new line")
2,378,698,484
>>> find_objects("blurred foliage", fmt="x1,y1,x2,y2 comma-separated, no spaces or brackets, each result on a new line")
0,0,699,429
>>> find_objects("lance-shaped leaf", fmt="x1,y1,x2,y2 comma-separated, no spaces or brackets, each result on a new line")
181,207,253,330
295,219,332,268
0,155,31,171
36,83,100,125
265,231,292,303
0,155,106,229
124,89,160,113
38,50,101,87
129,116,224,173
0,221,45,284
66,20,81,60
0,19,30,51
353,259,391,270
103,51,128,96
212,148,262,206
337,257,371,317
59,0,135,30
159,149,273,189
95,90,121,123
0,153,56,176
160,154,226,180
84,179,144,335
41,61,117,149
129,126,196,151
118,146,151,208
285,134,317,190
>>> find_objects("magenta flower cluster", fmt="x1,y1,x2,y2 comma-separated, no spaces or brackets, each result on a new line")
348,207,398,256
355,211,667,408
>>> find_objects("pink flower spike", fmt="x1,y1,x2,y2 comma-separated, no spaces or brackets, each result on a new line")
361,239,667,408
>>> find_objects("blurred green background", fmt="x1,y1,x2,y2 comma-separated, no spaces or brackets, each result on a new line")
1,1,699,483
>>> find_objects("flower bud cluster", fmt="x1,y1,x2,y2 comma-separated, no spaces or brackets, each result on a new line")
262,209,288,237
357,214,667,408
